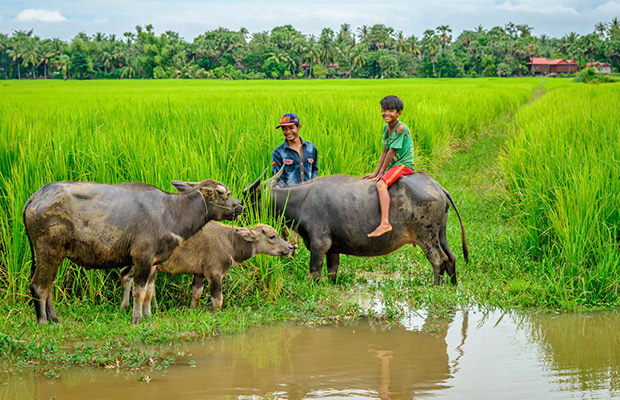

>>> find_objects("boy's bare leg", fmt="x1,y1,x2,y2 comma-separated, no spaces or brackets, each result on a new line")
368,180,393,237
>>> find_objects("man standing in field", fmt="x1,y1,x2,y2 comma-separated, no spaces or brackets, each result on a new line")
271,113,319,187
364,95,415,237
271,113,319,253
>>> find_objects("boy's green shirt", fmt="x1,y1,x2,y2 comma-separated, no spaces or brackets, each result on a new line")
383,121,415,170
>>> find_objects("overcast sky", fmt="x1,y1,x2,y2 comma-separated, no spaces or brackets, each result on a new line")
1,0,619,41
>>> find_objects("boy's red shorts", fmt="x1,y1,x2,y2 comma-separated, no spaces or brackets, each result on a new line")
380,165,415,187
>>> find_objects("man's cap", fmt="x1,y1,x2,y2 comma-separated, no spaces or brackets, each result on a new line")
275,113,300,129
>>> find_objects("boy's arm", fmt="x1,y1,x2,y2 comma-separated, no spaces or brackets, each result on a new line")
369,148,396,182
271,149,285,187
363,146,388,179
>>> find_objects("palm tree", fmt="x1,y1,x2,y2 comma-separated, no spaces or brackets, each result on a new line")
0,33,7,56
123,32,135,48
422,30,440,76
349,45,366,76
265,49,289,66
239,27,249,42
337,23,354,46
395,31,407,53
101,47,114,76
436,25,452,49
595,22,607,38
7,30,33,79
407,35,421,76
357,25,369,43
517,24,533,38
559,32,579,58
56,54,70,79
291,37,307,75
38,39,59,79
23,38,41,78
505,22,518,39
303,36,321,77
120,64,136,78
319,28,334,66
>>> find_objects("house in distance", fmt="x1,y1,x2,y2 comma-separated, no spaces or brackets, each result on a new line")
586,62,612,74
526,58,579,75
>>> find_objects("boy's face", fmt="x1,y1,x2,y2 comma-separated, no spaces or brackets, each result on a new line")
382,108,402,124
281,124,300,142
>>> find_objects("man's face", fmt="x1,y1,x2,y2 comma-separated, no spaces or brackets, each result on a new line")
382,108,401,124
281,124,300,142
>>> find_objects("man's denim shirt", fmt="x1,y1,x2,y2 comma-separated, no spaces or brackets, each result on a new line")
271,137,318,187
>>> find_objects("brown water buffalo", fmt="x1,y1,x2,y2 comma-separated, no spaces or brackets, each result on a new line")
245,168,468,285
119,222,294,310
23,179,243,324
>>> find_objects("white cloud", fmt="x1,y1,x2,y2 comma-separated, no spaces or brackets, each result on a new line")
496,1,579,14
16,9,66,22
595,1,620,13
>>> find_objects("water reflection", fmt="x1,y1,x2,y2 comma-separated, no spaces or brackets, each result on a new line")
2,310,620,399
526,311,620,395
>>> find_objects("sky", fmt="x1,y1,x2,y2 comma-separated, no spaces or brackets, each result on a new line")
1,0,619,41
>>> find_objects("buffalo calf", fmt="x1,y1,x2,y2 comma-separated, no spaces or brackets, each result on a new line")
121,222,293,310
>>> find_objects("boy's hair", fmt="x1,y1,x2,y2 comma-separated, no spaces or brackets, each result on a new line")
380,95,404,112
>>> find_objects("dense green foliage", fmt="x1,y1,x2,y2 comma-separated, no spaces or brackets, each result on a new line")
1,18,620,80
501,83,620,306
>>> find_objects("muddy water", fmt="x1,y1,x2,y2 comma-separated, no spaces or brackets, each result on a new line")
3,310,620,399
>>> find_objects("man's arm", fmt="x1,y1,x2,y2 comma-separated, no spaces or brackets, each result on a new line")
272,149,286,187
311,146,319,179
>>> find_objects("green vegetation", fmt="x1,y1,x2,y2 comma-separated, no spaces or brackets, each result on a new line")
574,67,618,83
0,78,618,372
500,83,620,307
1,18,620,80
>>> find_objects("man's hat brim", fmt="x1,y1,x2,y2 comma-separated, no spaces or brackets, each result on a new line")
275,122,297,129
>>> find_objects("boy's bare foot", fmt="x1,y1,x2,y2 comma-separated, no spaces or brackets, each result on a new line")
368,223,392,237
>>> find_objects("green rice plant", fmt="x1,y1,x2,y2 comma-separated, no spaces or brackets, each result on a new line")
0,78,539,307
500,83,620,307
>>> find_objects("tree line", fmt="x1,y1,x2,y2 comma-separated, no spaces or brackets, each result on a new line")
1,19,619,80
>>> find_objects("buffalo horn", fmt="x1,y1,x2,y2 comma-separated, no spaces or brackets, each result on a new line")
264,164,285,186
243,167,269,195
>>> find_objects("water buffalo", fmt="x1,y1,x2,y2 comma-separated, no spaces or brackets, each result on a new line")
23,179,243,324
119,222,294,310
245,168,468,285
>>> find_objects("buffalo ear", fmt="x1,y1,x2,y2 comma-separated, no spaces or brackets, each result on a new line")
236,228,255,242
172,181,195,192
201,187,217,202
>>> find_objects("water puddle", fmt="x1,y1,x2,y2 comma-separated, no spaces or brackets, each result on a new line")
3,307,620,399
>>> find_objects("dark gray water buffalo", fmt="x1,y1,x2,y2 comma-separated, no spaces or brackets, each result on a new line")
120,222,294,310
23,179,243,324
245,168,468,285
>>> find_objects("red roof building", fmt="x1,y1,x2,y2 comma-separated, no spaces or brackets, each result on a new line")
586,61,612,73
526,58,579,74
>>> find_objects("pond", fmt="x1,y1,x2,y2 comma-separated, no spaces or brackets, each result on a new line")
3,308,620,399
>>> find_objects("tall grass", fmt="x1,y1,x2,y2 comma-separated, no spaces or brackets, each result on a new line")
0,78,538,306
500,83,620,307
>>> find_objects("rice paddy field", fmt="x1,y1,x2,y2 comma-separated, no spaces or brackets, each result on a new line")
0,78,619,370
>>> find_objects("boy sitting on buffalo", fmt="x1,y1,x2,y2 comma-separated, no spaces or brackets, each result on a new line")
363,95,415,237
